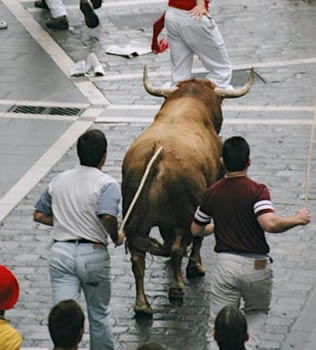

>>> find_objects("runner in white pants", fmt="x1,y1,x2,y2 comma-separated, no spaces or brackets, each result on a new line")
165,0,232,88
35,0,101,30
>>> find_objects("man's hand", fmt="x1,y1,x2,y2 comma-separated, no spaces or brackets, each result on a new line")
189,2,210,20
33,210,54,226
191,222,214,237
115,231,126,246
295,208,311,225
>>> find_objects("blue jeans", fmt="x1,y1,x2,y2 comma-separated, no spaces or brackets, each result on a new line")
49,241,114,350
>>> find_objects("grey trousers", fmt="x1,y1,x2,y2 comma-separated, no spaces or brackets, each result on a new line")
207,253,273,350
165,6,232,88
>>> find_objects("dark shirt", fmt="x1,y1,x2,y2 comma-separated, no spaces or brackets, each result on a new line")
194,176,274,255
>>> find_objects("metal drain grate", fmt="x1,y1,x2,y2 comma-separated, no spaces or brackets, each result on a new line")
8,105,83,116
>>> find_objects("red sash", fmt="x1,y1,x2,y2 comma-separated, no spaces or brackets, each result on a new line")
168,0,209,11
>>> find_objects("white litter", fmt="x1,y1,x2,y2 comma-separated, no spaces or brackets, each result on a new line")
105,42,151,58
70,53,105,77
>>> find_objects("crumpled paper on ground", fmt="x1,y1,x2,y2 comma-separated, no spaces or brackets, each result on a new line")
105,41,151,58
70,53,105,77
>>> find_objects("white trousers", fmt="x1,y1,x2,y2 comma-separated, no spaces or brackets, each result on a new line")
207,253,273,350
165,7,232,88
46,0,67,18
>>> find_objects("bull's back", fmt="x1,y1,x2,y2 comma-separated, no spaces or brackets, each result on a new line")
121,122,222,232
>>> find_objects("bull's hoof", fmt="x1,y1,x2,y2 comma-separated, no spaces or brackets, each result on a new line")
168,287,184,306
134,304,153,318
186,262,206,279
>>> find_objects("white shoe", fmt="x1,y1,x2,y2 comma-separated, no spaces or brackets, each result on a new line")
0,21,8,29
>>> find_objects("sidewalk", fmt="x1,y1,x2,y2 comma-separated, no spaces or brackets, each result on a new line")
0,0,91,221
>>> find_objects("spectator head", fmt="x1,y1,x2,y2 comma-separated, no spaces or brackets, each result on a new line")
222,136,250,172
0,265,19,311
77,129,107,167
48,299,85,349
214,305,248,350
136,342,166,350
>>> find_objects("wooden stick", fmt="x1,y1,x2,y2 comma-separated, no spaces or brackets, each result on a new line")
119,146,163,232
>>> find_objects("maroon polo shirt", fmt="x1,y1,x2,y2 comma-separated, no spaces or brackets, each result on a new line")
194,176,274,255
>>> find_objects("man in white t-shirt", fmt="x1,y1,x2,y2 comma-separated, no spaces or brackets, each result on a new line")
33,129,125,350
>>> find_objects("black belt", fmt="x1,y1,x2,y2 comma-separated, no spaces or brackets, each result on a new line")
54,239,102,245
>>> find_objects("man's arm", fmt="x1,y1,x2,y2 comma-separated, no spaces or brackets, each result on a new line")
97,182,125,246
100,214,125,246
257,208,311,233
33,210,54,226
191,221,214,237
33,187,53,226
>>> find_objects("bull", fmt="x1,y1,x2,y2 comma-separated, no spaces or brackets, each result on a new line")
121,65,255,317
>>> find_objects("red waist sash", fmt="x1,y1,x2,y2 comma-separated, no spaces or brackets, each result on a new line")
168,0,209,11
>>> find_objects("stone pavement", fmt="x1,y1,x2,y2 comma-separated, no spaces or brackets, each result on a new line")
0,0,315,349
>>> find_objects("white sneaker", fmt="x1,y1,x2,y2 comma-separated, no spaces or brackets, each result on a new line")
0,21,8,29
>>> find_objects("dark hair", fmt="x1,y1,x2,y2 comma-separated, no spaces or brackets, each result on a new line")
222,136,250,172
136,342,166,350
214,305,248,350
48,299,85,348
77,129,107,167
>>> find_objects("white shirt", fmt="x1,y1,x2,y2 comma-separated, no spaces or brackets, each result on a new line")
35,165,121,245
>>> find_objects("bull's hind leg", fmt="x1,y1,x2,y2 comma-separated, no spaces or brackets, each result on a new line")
186,236,206,279
131,250,153,317
169,230,185,306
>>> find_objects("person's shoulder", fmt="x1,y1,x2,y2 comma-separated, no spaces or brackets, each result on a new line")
53,167,77,180
246,177,270,199
209,177,226,190
247,177,268,190
98,172,119,185
0,319,22,342
97,173,120,195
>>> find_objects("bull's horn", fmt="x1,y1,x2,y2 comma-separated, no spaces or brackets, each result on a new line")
214,67,255,98
143,64,177,98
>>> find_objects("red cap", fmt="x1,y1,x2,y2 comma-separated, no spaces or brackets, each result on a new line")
0,265,19,310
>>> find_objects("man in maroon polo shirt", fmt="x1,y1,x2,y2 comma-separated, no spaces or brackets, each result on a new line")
191,136,311,350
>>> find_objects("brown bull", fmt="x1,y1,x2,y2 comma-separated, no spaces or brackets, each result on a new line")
121,65,254,317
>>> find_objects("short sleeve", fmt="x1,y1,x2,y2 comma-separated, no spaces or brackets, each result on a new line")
96,181,121,217
34,188,52,215
253,185,274,217
193,191,212,226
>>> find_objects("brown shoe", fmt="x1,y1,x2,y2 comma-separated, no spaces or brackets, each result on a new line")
46,16,69,30
91,0,102,9
34,0,49,9
80,0,99,28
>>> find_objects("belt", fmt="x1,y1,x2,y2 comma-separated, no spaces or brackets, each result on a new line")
54,239,102,245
